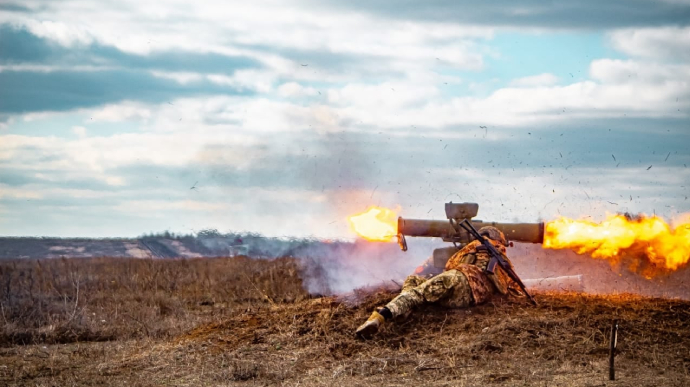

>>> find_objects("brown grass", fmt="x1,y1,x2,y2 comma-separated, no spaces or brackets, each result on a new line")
1,256,690,386
0,257,307,346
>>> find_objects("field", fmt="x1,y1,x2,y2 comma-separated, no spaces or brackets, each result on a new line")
1,257,690,386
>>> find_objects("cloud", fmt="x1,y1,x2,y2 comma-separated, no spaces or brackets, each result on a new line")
206,70,275,93
0,3,33,12
0,18,485,114
609,26,690,61
509,73,559,87
277,82,319,98
0,24,261,73
104,176,126,186
0,117,12,130
1,2,492,82
114,199,236,213
0,25,60,63
88,102,152,122
308,59,689,130
0,25,262,113
21,19,95,47
0,184,43,199
304,0,690,29
589,59,690,84
71,126,87,137
150,71,204,85
328,81,440,109
0,69,254,113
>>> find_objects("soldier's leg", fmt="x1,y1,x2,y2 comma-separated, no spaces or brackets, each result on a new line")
388,270,468,316
401,269,470,309
402,274,427,291
356,271,467,338
382,283,425,319
356,277,427,338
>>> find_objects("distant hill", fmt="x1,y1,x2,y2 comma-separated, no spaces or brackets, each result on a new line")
0,231,435,261
0,234,358,260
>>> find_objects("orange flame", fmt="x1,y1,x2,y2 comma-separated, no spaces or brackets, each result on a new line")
347,206,398,242
544,213,690,276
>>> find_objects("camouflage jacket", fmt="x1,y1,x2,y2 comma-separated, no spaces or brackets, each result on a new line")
445,239,521,296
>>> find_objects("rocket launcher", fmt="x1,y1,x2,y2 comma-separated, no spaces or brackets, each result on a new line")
396,202,544,269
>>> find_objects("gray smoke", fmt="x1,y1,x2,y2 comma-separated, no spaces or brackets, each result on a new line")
296,237,445,295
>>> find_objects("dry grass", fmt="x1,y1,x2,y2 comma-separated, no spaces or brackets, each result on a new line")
1,256,690,386
0,257,307,346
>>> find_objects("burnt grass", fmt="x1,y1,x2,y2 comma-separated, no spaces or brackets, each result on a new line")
1,257,689,386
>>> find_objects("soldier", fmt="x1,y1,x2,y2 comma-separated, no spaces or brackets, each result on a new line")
356,226,524,338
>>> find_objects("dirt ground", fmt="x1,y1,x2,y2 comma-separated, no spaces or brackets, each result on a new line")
1,257,689,386
3,292,690,386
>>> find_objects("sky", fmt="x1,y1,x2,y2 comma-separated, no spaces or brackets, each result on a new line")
0,0,689,238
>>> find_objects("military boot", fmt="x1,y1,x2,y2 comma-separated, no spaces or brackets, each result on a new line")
356,311,385,339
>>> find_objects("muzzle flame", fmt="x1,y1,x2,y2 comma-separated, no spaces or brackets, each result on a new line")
544,213,690,276
347,206,398,242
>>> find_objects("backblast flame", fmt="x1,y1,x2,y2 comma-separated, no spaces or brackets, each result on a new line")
544,213,690,276
347,206,398,242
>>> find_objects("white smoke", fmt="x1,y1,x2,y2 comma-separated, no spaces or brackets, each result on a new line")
297,238,445,295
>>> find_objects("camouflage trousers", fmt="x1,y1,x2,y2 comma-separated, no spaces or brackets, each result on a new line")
385,264,494,319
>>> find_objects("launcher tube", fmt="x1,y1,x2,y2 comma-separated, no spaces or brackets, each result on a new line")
398,218,544,244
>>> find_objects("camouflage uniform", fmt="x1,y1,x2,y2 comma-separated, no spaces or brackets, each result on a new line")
356,226,521,338
384,238,514,319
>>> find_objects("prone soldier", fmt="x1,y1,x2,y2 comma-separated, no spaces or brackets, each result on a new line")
356,226,524,338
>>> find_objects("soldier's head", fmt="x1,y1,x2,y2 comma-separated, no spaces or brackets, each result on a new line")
478,226,507,246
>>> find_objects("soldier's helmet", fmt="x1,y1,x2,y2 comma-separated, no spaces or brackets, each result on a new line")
478,226,507,246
